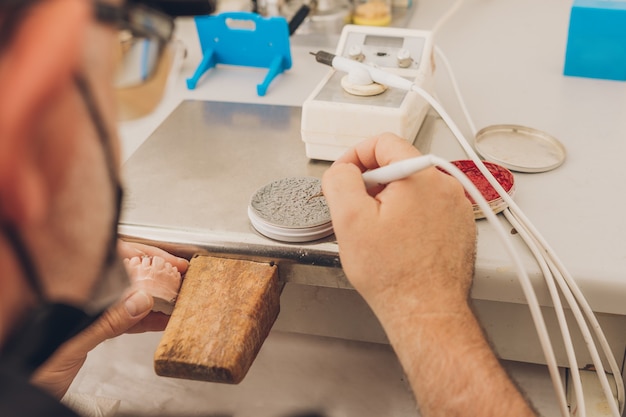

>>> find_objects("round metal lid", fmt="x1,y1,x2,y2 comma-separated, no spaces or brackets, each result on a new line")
474,124,566,173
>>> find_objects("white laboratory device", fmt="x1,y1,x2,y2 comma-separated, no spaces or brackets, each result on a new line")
301,24,434,161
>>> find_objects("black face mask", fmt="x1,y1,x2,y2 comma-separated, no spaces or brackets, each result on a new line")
0,75,129,377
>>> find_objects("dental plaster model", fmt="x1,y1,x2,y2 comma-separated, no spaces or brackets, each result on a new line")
124,255,183,315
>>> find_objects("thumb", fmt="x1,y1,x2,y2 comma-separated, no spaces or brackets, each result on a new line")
122,289,154,319
322,162,377,231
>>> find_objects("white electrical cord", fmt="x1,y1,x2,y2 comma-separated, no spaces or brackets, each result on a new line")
432,44,585,415
505,209,622,417
408,81,624,417
423,0,466,66
432,44,624,417
503,209,587,416
433,46,477,135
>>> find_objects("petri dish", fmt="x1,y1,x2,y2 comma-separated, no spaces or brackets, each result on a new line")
248,177,334,243
475,124,566,173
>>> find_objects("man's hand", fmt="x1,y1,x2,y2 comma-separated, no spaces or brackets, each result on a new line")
31,240,189,399
322,134,536,417
322,133,476,319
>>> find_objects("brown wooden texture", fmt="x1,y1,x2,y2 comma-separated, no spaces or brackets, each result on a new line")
154,255,280,384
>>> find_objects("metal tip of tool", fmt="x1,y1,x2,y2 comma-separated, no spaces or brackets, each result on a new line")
306,190,324,202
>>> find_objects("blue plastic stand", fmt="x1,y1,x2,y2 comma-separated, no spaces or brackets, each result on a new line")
186,12,293,96
563,0,626,81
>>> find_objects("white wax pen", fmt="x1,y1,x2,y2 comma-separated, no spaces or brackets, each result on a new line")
308,155,435,201
362,155,435,189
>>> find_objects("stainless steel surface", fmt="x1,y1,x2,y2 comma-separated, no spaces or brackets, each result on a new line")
119,224,350,288
121,100,350,287
119,100,626,369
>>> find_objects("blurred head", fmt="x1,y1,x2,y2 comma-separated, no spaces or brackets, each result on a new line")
0,0,173,375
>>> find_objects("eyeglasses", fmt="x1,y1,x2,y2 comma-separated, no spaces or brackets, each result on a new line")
96,2,174,86
1,1,178,119
95,1,178,120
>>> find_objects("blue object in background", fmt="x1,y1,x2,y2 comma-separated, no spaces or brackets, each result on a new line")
563,0,626,81
187,12,293,96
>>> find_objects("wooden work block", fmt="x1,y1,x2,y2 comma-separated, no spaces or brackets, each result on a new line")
154,255,280,384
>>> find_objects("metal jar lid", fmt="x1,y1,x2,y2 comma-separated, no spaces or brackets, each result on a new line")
474,124,566,173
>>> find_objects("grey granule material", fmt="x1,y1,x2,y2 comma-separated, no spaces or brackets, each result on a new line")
249,177,331,228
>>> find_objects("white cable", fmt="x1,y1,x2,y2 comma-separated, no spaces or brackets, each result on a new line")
432,44,586,415
325,52,568,413
420,0,466,82
416,61,622,413
512,207,622,417
511,210,624,415
433,45,477,135
542,235,621,417
431,45,625,414
424,0,466,64
409,82,624,417
431,0,466,38
504,209,587,416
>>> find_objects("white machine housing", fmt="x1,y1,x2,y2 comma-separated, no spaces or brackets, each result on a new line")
301,24,434,161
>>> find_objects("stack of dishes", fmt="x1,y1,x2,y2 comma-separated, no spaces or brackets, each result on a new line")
248,177,334,242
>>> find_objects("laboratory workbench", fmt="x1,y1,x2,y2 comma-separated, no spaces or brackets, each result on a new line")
69,0,626,416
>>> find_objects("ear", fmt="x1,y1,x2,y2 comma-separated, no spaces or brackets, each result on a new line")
0,0,90,225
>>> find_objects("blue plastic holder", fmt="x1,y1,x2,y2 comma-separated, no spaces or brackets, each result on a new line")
186,12,293,96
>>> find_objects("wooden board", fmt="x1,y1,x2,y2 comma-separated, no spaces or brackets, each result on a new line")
154,255,280,384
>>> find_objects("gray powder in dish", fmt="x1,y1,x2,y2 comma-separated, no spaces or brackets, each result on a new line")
249,177,331,228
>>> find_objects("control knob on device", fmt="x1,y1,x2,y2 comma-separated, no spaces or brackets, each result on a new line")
397,48,413,68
